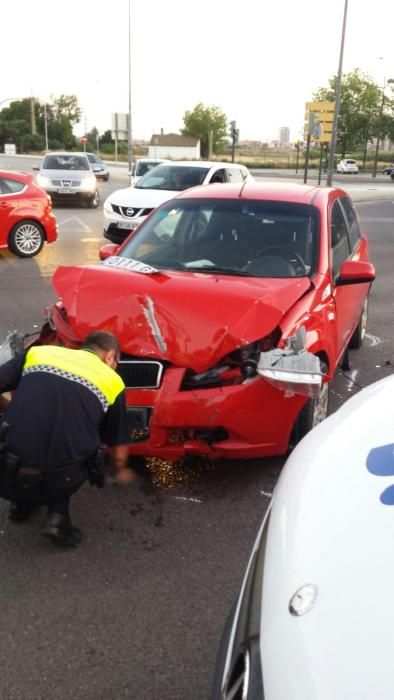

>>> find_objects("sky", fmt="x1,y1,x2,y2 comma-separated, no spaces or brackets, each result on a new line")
1,0,394,144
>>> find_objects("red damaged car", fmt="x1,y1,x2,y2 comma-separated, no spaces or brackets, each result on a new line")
41,182,375,460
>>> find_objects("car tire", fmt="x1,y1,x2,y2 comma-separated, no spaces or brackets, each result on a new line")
349,296,368,349
8,220,45,258
104,174,109,181
88,190,100,208
289,361,329,450
391,173,394,181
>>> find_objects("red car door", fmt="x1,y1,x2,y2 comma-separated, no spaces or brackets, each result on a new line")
329,198,368,364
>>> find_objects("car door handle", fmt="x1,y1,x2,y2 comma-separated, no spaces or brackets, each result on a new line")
0,202,10,208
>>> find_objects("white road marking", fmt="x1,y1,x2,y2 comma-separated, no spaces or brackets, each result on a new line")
57,216,91,232
365,332,381,346
260,490,273,498
174,496,202,504
81,237,102,242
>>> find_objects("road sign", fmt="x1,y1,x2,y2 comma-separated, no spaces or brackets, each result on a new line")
305,100,335,113
304,100,335,142
81,136,88,143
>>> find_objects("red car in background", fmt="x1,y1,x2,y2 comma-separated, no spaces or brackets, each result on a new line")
40,182,375,460
0,170,57,258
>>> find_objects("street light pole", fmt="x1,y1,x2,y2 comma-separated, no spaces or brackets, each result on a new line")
44,103,49,151
372,78,394,177
326,0,348,187
127,0,133,174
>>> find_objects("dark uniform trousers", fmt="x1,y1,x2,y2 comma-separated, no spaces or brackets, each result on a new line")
0,450,89,516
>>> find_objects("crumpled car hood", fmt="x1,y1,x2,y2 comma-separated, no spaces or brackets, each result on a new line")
52,265,312,373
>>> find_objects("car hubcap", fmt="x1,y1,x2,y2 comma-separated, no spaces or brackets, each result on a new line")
15,224,42,254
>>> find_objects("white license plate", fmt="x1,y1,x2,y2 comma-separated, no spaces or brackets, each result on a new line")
57,188,74,194
118,221,137,230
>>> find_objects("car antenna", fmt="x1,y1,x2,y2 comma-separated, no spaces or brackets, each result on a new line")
238,178,249,198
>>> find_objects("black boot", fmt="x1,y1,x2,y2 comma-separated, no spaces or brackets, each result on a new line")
41,513,82,547
8,501,33,521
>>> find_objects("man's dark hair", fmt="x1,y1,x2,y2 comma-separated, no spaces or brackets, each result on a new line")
82,331,121,356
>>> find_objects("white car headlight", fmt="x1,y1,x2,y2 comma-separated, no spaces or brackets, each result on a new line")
80,176,97,192
104,198,114,214
36,174,51,188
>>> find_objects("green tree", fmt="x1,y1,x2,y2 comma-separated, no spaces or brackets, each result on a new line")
0,99,32,150
0,94,83,152
182,103,228,158
50,94,81,149
313,69,394,163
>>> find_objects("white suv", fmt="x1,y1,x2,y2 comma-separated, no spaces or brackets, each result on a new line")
336,158,358,174
34,152,100,207
103,160,251,243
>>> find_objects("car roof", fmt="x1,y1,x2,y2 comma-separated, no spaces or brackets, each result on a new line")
0,169,33,184
136,158,167,162
152,160,247,169
43,151,88,156
174,180,341,205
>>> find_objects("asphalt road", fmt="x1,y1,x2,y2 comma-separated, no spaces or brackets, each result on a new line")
0,156,393,700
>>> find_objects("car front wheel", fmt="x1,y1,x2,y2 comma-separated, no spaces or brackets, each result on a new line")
289,361,329,450
88,190,100,208
8,220,45,258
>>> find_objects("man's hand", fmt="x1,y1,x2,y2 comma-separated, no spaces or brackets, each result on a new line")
115,467,136,485
107,444,136,485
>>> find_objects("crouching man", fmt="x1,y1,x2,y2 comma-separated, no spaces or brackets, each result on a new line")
0,331,133,547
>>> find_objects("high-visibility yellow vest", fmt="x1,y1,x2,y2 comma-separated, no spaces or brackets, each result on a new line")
23,345,125,409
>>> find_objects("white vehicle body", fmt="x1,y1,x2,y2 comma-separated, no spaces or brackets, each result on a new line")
336,158,359,174
103,160,251,244
214,373,394,699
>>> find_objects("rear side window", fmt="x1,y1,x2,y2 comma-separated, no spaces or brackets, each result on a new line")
0,178,25,194
340,197,361,251
226,168,245,183
330,200,351,277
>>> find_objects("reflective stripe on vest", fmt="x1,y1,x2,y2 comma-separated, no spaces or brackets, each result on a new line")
23,346,125,410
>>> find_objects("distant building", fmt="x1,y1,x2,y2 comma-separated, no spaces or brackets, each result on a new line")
148,131,200,159
279,127,290,144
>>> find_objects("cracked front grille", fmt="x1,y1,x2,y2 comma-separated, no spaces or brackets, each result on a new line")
117,360,164,388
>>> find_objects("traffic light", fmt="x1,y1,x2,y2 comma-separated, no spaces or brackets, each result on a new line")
322,142,329,151
230,120,239,143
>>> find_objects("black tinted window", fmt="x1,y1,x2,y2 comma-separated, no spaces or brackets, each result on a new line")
135,165,209,191
0,177,25,194
331,200,351,277
340,197,361,250
120,199,319,278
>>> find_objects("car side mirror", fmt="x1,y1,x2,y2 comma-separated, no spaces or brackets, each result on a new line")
336,259,376,286
99,243,119,261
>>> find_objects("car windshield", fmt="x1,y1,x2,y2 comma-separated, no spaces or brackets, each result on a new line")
43,155,90,171
87,154,101,164
135,165,209,191
135,161,162,177
118,199,320,278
